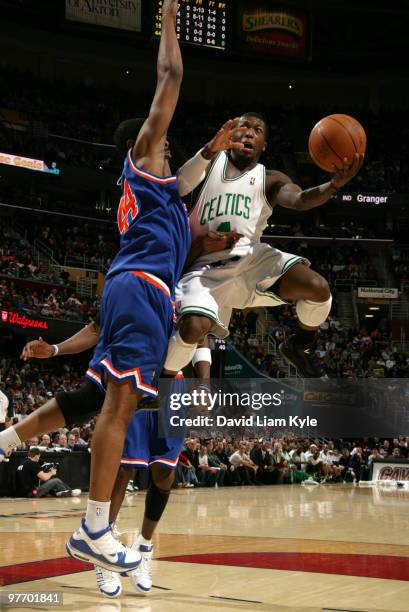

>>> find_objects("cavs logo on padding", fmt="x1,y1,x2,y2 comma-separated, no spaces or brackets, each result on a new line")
1,311,8,322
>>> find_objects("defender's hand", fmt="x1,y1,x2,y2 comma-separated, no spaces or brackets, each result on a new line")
203,231,243,253
331,153,364,189
20,337,53,361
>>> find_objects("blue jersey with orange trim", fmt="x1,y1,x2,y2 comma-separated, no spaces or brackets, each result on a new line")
106,151,191,292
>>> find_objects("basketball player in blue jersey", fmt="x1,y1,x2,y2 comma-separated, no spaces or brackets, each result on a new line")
64,0,190,572
0,114,244,595
65,0,245,573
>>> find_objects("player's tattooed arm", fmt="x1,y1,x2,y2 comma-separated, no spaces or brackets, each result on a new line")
20,323,99,361
266,169,336,211
132,0,182,171
269,153,363,211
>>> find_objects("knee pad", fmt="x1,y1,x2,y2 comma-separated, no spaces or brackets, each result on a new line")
145,481,171,523
192,347,212,367
56,379,104,428
295,295,332,327
164,331,197,372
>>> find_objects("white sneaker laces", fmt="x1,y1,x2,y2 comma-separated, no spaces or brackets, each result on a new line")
95,566,118,587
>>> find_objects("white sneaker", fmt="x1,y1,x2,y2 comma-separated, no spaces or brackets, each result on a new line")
71,489,82,497
66,519,141,572
130,543,153,594
95,565,122,598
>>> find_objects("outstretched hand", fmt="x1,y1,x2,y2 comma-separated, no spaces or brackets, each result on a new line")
206,119,246,155
203,231,243,253
20,337,53,361
331,153,364,189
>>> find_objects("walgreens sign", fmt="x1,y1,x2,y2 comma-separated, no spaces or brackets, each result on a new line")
1,311,48,330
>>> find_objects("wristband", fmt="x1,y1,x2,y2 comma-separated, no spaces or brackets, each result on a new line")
201,143,216,161
51,344,59,357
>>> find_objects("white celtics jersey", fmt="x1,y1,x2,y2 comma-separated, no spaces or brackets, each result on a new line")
189,151,272,265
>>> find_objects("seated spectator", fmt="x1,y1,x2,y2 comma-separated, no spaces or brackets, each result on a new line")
39,433,52,448
176,451,198,488
250,440,274,484
17,447,81,497
183,438,200,471
270,441,292,484
206,440,227,483
229,443,259,485
198,445,225,487
304,444,326,480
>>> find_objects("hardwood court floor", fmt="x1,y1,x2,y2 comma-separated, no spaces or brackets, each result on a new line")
1,484,409,611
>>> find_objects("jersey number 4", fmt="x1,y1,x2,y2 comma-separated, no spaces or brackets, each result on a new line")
117,179,139,234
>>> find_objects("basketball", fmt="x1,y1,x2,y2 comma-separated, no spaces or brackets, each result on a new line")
308,114,366,173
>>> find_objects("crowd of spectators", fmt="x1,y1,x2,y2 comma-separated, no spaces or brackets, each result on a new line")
231,306,409,379
1,67,409,193
1,347,408,494
174,435,409,487
1,218,116,274
0,278,99,323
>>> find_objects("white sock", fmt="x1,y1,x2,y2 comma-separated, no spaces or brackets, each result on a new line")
136,533,152,548
0,426,22,452
85,499,111,533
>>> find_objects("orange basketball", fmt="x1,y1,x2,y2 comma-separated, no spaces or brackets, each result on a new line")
308,114,366,173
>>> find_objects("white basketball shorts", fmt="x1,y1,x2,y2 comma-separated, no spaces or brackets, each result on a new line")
175,243,309,338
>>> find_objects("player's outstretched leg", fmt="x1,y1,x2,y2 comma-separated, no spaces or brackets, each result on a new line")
276,264,332,377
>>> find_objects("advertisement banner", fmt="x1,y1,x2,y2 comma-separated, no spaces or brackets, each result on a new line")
224,344,265,378
357,287,399,299
238,4,308,59
65,0,142,32
371,459,409,482
0,152,59,175
0,310,83,342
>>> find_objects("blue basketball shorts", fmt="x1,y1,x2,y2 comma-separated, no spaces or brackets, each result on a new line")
86,271,175,397
120,410,185,469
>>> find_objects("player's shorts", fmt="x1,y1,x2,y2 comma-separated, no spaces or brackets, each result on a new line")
87,271,175,397
175,243,309,338
120,410,185,470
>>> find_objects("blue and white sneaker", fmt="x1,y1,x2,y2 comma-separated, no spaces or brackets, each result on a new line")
130,543,153,594
94,566,122,598
66,519,141,573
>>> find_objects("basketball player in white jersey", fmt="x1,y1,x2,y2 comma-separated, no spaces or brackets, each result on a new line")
165,112,363,377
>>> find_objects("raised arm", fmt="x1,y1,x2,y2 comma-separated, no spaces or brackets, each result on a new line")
132,0,182,173
269,153,363,211
177,119,245,197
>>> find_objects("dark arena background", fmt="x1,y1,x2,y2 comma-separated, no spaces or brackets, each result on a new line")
0,1,409,610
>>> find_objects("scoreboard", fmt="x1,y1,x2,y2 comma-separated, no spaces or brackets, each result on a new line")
154,0,229,50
